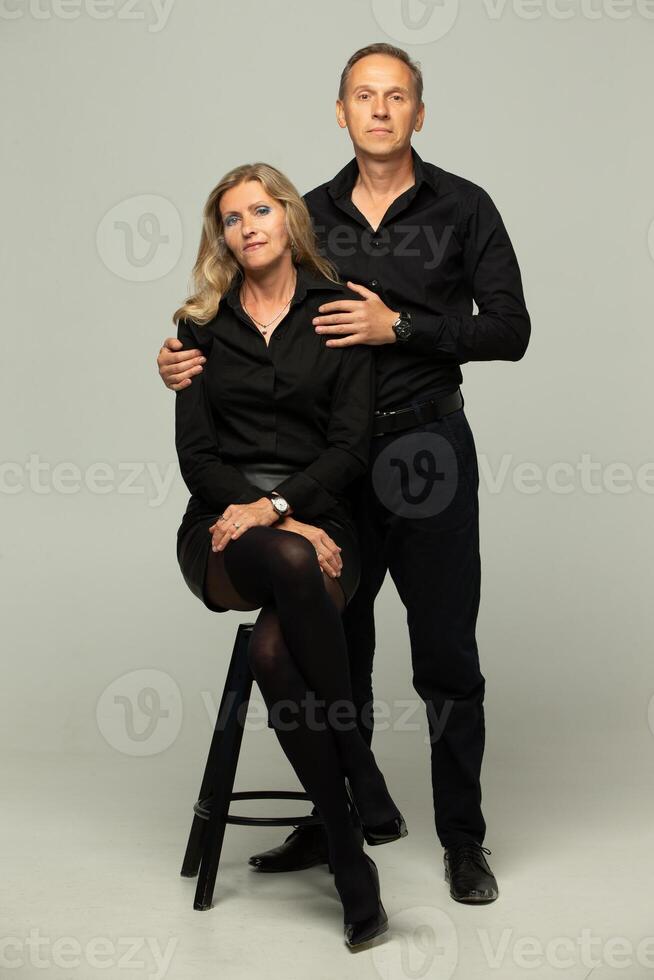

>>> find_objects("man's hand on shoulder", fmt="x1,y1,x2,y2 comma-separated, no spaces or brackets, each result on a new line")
312,281,398,347
157,337,206,391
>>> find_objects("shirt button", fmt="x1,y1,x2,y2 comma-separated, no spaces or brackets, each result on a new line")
371,280,379,287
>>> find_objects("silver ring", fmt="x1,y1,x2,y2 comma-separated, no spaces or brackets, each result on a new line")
233,522,241,529
218,514,226,521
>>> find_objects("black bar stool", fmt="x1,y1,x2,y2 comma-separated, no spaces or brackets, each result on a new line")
180,622,325,911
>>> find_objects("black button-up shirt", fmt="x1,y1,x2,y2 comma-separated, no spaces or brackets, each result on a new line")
175,264,376,532
304,146,531,411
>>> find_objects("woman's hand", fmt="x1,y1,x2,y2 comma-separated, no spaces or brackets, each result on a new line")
276,516,343,579
208,498,278,551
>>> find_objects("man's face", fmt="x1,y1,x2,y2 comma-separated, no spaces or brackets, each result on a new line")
219,180,290,271
336,54,424,158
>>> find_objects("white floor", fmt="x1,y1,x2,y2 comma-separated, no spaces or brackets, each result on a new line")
4,726,653,980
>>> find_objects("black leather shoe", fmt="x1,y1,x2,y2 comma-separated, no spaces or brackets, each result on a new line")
443,841,498,904
248,820,365,874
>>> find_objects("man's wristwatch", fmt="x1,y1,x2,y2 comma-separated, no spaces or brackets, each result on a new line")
268,491,290,518
391,310,413,343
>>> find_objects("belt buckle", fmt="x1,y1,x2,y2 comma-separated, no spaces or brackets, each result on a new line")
373,407,397,437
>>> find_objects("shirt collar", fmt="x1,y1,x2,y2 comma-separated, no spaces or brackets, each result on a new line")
223,262,342,312
327,144,436,201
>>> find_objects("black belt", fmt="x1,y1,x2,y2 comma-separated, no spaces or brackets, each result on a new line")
372,388,463,437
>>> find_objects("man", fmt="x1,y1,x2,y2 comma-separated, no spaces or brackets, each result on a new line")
158,43,530,904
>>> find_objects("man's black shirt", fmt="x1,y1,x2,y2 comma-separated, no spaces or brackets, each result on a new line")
303,146,531,412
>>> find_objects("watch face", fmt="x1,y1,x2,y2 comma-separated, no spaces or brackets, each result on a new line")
273,497,289,513
395,320,412,340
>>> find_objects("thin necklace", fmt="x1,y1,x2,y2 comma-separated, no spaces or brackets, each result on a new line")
239,270,297,334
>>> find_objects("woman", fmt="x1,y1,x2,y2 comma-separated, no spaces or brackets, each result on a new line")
173,162,406,949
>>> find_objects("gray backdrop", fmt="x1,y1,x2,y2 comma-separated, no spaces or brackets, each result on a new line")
2,2,653,978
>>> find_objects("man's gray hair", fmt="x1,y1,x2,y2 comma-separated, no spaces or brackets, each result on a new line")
338,43,424,104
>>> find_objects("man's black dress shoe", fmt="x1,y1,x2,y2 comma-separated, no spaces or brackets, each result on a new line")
248,821,365,873
443,841,498,904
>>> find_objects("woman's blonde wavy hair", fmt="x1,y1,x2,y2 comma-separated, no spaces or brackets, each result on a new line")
173,162,341,326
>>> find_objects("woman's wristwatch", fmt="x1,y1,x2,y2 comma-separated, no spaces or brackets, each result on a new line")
267,491,290,519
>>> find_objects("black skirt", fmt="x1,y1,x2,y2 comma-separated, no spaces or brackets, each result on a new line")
176,462,362,613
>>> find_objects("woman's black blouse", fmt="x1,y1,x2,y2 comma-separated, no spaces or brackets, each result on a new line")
175,263,376,534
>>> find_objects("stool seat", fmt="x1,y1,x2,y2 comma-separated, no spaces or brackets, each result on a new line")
180,622,324,911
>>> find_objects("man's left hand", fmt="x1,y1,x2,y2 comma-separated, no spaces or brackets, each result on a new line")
313,281,398,347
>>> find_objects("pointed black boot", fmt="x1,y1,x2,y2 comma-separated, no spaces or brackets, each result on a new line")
344,777,408,847
337,853,389,950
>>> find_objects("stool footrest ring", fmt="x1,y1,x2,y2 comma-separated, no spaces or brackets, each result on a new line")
193,790,325,827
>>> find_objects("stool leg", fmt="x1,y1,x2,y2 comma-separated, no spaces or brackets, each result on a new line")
181,624,254,880
193,624,254,910
180,814,207,879
180,682,245,878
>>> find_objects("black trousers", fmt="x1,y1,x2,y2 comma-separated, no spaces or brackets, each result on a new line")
342,399,486,848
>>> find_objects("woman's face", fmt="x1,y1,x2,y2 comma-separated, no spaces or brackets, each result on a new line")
219,180,291,273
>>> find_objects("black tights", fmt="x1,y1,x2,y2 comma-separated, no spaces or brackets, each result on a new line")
204,525,395,919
